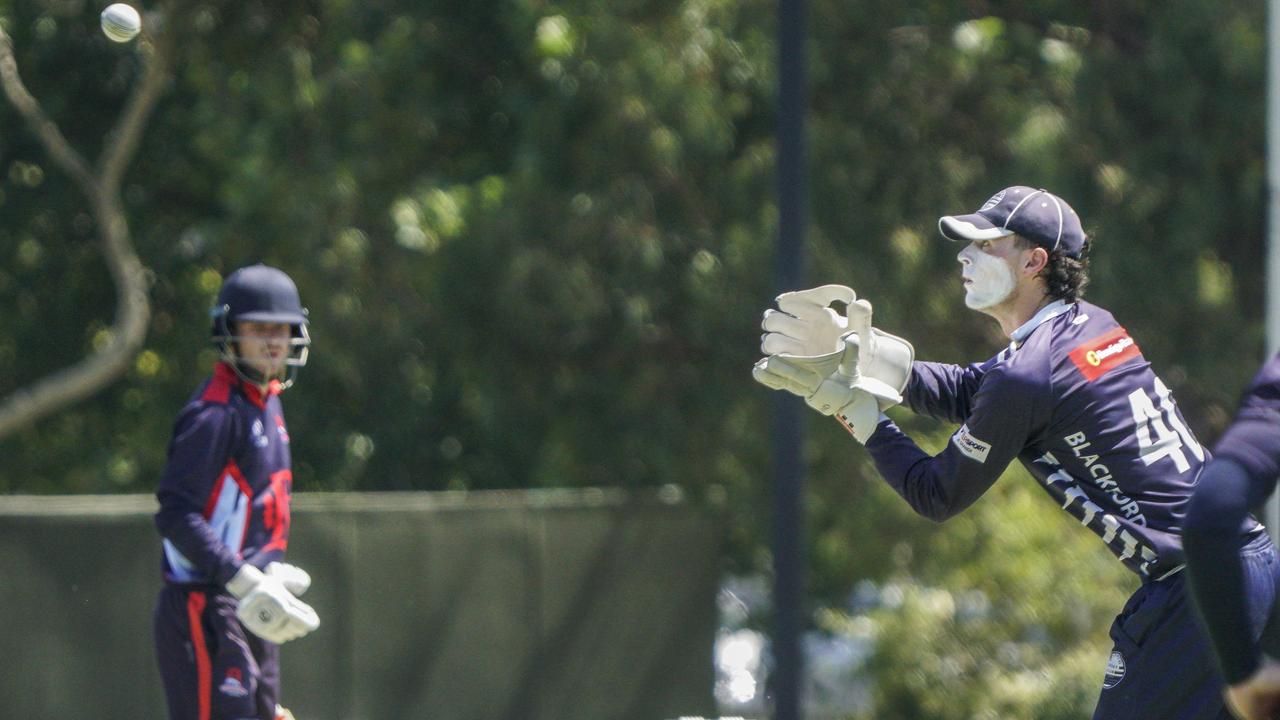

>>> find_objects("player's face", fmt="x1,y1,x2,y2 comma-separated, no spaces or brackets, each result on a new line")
235,321,292,379
957,237,1021,310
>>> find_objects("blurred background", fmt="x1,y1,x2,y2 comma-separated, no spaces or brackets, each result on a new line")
0,0,1269,718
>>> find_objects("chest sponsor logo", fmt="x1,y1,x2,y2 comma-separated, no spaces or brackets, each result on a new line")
1102,650,1126,689
951,424,991,463
1068,327,1141,382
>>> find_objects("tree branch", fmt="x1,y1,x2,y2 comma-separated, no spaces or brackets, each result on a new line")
0,6,179,439
0,25,98,195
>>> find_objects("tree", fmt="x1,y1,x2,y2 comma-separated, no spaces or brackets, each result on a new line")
0,1,178,437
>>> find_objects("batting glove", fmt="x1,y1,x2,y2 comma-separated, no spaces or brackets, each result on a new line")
265,561,312,596
227,564,320,644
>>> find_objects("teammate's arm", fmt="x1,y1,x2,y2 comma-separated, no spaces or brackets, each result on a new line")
1185,410,1280,689
864,363,1040,522
153,404,247,585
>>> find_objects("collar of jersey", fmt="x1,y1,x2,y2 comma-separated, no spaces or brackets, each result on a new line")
1009,299,1073,348
213,362,281,410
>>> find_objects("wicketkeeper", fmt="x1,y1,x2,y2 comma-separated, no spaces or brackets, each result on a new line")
153,264,319,720
754,186,1279,718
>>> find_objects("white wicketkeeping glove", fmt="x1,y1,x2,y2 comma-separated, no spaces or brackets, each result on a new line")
753,297,914,443
227,564,320,644
760,284,857,357
265,561,312,596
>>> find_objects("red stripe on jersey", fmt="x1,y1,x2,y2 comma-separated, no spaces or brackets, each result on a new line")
186,592,212,720
1069,326,1142,382
205,362,277,409
201,460,254,525
260,469,293,553
201,364,235,404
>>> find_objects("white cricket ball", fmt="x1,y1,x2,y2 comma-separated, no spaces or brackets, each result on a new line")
100,3,142,43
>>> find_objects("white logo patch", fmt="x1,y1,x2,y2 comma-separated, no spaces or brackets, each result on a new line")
1102,650,1126,689
980,190,1006,211
251,419,268,448
951,424,991,463
218,675,249,697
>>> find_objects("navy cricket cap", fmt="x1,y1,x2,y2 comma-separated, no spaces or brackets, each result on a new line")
938,186,1086,258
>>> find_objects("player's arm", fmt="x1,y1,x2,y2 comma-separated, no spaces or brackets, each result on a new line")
1184,403,1280,685
864,363,1040,522
154,403,247,585
904,360,989,423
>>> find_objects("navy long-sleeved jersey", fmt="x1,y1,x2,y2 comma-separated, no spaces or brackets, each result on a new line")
866,299,1261,580
154,362,295,587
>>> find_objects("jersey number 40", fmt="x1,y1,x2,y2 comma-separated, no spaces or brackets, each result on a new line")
1128,377,1204,474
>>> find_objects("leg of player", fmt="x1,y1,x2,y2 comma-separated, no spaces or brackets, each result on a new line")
248,631,282,720
154,587,267,720
1091,534,1280,720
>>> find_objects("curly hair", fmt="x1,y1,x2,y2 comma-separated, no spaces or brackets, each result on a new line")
1014,235,1092,303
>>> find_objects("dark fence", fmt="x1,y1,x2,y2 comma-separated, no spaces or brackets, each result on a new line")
0,489,721,719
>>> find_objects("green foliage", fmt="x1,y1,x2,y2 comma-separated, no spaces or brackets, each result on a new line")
0,2,1269,716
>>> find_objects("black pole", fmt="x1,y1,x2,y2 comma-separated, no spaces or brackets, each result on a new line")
772,0,807,716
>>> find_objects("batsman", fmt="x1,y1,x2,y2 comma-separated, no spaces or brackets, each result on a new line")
754,186,1280,718
153,264,319,720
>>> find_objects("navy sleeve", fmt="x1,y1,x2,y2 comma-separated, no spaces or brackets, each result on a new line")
1183,458,1273,683
905,361,987,423
154,404,246,585
1183,354,1280,684
865,363,1042,522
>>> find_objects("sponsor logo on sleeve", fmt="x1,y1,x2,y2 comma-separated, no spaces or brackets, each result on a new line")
951,424,991,463
1068,327,1142,382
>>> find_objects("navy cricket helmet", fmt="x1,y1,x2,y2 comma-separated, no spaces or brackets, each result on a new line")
210,264,311,387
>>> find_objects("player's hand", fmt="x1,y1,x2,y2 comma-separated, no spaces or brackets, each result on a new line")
265,561,312,596
1227,657,1280,720
227,564,320,644
760,284,858,356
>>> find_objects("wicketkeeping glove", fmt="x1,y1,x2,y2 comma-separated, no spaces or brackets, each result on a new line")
760,284,857,357
753,297,914,443
227,564,320,644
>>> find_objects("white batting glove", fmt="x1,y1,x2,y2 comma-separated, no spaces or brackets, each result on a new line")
265,561,312,596
227,564,320,644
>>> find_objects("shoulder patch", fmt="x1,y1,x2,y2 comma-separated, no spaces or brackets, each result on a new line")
951,424,991,463
1068,327,1141,382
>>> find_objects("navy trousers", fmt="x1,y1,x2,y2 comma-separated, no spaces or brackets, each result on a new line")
154,585,281,720
1093,533,1280,720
